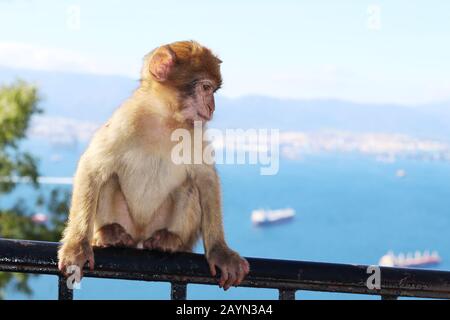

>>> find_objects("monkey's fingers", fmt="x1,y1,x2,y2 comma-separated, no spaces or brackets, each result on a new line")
235,259,249,286
218,267,229,289
208,261,217,277
118,233,135,248
58,258,95,278
57,259,73,277
57,260,77,277
234,266,244,286
58,264,69,278
223,270,236,291
125,238,135,247
58,260,65,273
242,258,250,274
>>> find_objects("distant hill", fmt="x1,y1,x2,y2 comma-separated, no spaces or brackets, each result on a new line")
215,96,450,140
1,67,450,141
0,67,137,121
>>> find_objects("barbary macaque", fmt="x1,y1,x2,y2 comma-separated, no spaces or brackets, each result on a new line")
58,41,249,290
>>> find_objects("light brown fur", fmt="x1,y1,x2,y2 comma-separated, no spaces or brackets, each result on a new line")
58,41,249,290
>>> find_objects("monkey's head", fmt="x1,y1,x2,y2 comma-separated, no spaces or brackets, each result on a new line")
142,41,222,124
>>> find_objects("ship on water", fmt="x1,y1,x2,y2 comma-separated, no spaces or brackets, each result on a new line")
251,208,295,226
379,250,441,268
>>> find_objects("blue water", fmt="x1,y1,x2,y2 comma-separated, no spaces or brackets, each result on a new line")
4,151,450,299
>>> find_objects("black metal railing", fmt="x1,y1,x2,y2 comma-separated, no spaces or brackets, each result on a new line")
1,238,450,300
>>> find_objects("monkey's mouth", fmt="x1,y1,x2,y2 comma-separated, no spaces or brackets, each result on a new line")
197,111,212,121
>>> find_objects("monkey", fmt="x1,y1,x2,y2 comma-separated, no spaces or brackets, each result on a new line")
57,41,250,291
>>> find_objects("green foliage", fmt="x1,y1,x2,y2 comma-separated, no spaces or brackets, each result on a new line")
0,80,69,299
0,81,41,193
0,80,41,147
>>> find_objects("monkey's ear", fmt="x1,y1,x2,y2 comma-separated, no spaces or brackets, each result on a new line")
149,46,176,82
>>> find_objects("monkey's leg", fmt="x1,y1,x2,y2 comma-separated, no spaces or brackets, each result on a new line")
93,175,136,248
143,178,201,252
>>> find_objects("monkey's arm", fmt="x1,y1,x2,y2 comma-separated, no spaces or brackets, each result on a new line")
193,165,250,290
195,165,225,250
58,149,111,275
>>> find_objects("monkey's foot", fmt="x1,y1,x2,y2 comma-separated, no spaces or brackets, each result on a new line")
93,223,135,248
143,229,183,253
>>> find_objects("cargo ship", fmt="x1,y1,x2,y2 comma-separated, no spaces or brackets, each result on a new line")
251,208,295,226
379,250,441,268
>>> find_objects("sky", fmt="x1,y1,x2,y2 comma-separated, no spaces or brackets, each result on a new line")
0,0,450,105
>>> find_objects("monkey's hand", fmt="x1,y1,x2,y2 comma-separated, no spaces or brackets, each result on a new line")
58,241,94,278
206,243,250,291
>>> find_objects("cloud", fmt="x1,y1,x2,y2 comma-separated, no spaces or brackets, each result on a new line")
0,42,136,76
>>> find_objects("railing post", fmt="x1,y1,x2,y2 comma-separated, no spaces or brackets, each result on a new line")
58,275,74,300
279,289,296,300
171,282,187,300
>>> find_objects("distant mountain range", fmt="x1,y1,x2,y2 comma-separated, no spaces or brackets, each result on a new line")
1,66,450,141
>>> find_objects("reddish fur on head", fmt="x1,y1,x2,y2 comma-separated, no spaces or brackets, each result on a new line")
142,40,222,124
144,41,222,89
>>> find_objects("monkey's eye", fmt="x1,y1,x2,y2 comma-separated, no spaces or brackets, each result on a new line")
202,84,212,91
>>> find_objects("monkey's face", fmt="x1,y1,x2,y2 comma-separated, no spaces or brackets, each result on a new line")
144,41,222,124
180,79,219,123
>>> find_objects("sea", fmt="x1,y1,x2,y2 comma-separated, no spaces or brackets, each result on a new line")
3,140,450,300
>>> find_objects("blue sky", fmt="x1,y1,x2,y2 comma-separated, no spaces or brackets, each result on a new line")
1,0,450,105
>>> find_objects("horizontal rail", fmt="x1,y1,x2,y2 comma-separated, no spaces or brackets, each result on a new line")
1,238,450,299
